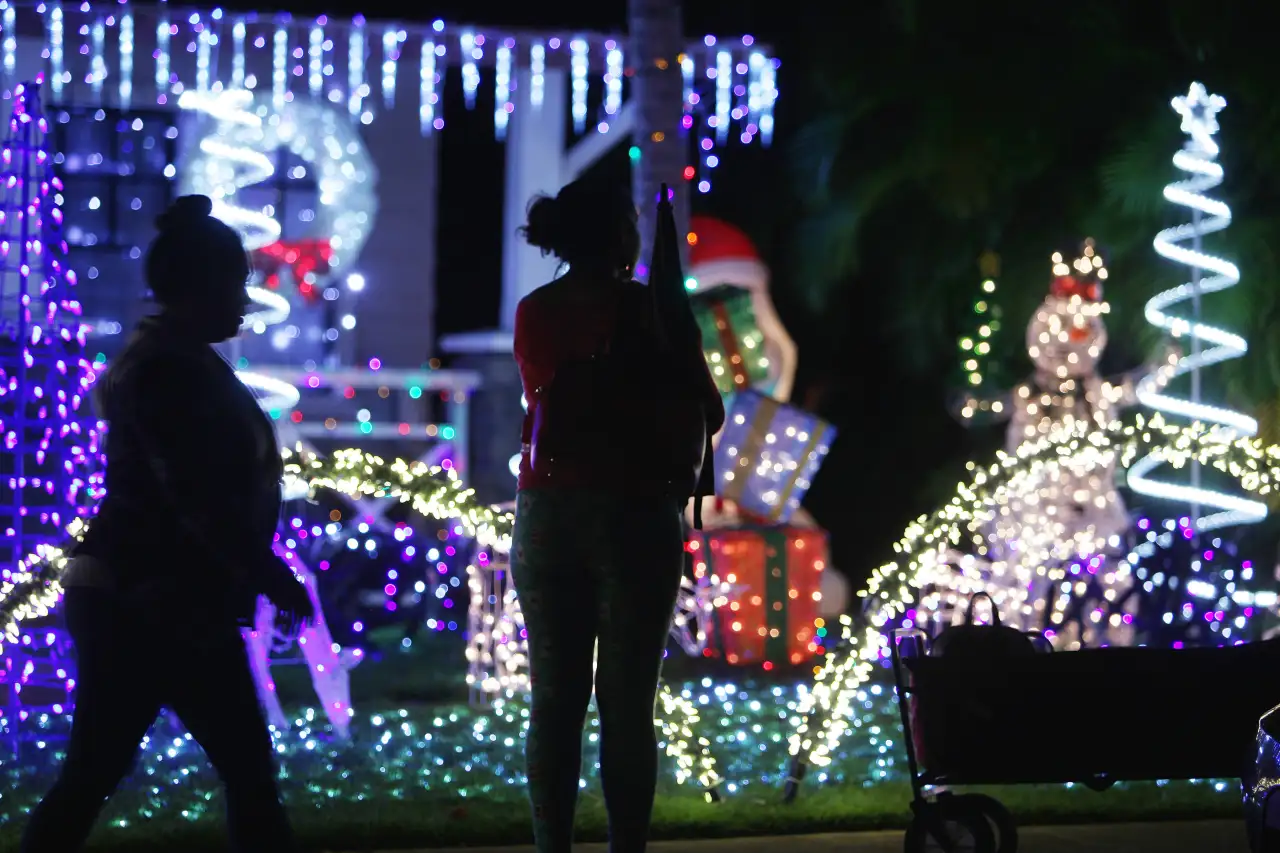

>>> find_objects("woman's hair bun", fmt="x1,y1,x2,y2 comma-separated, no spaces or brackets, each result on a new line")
521,195,563,253
155,194,215,233
520,179,639,271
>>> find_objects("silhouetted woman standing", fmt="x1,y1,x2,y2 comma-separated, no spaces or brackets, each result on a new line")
22,195,312,853
512,179,725,852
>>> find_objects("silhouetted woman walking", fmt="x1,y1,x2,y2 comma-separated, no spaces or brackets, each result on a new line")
512,179,725,852
22,195,313,853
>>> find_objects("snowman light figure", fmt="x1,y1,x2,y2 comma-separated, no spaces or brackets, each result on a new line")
920,241,1176,647
1013,242,1126,451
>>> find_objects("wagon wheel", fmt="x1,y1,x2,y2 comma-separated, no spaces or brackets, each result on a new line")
904,795,997,853
950,793,1018,853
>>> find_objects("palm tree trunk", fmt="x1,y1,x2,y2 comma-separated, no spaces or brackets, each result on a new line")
628,0,688,275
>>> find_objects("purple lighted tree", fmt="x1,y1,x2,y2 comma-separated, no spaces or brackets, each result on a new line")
0,79,104,719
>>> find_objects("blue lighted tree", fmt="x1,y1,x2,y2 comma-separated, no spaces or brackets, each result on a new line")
0,79,105,723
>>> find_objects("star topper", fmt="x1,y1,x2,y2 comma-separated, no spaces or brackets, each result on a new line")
1171,82,1226,146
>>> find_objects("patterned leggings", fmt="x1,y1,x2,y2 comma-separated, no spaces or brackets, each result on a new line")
511,489,685,853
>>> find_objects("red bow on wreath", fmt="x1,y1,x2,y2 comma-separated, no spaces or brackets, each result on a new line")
1050,275,1102,303
252,239,334,304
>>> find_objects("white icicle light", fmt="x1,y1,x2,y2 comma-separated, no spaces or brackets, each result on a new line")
0,3,781,174
682,53,694,114
570,38,588,133
530,41,546,109
348,19,366,118
48,2,65,99
759,57,777,146
494,42,512,139
604,42,623,117
382,28,400,108
118,12,133,109
90,18,106,99
419,40,436,134
2,4,15,79
309,23,324,98
715,50,732,144
272,25,288,111
155,10,169,101
1131,82,1266,533
460,31,479,109
232,18,246,89
747,52,765,127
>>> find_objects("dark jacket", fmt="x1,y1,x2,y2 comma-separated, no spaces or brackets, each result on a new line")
74,315,284,624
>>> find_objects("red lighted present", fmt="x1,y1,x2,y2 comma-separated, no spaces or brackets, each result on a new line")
687,526,826,666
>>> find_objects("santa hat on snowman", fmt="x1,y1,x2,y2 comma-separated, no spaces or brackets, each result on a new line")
687,215,799,404
1050,238,1107,305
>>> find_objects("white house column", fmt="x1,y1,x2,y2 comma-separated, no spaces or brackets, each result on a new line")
499,67,567,333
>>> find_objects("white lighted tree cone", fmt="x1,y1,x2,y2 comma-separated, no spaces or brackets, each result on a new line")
921,242,1177,647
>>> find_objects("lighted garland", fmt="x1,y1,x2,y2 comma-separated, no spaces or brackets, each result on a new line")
0,451,513,644
0,529,80,644
788,413,1280,775
0,448,725,794
283,447,515,552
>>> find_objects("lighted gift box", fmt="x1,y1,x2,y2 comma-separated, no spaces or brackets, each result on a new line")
713,390,835,524
688,526,827,666
691,287,771,397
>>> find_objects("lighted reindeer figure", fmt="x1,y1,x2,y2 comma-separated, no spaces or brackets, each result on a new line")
243,542,356,738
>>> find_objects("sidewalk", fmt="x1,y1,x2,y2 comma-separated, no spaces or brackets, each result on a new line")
401,819,1245,853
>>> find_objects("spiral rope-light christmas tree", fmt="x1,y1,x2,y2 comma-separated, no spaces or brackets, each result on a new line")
177,88,299,412
1130,82,1266,533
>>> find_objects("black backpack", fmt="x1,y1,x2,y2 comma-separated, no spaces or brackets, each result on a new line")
929,592,1038,659
529,286,709,500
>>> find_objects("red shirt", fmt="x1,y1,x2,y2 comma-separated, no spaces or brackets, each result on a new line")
513,276,725,492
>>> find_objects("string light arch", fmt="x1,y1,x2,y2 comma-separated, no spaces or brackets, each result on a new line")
787,414,1280,779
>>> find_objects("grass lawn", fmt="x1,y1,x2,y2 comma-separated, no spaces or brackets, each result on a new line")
0,632,1244,851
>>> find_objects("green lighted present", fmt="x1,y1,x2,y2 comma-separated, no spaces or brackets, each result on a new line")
691,286,770,396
